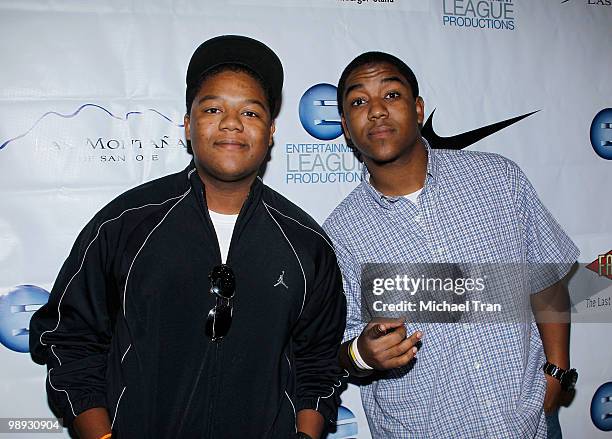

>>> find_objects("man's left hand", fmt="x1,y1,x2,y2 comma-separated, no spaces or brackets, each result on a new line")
544,374,562,414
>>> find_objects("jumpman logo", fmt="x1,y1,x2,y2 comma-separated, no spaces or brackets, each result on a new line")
274,271,288,289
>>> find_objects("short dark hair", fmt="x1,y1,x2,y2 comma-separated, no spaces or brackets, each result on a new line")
336,51,420,115
185,63,274,116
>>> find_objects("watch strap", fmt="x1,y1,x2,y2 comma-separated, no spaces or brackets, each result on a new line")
542,361,565,381
542,361,578,391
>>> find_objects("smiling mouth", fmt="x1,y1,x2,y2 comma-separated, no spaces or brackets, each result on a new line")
214,139,247,149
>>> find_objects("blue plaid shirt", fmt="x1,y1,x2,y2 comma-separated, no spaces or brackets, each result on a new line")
323,141,579,438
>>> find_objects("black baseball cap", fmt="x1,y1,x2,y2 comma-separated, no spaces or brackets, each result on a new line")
186,35,284,117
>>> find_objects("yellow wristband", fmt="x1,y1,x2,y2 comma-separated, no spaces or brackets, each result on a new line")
351,336,373,370
99,433,112,439
348,339,358,364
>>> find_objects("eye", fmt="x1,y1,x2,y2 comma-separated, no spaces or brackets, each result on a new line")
242,110,259,118
204,107,221,114
385,91,401,100
350,97,367,107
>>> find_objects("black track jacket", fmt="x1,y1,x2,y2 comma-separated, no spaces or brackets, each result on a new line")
30,163,346,438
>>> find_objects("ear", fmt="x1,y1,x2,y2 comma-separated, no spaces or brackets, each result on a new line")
268,120,276,146
341,114,351,142
184,113,191,141
415,97,425,126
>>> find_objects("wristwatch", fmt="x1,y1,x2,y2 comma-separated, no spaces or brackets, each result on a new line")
294,433,313,439
542,361,578,391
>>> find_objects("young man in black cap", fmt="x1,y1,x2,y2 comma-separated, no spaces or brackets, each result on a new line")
30,35,346,439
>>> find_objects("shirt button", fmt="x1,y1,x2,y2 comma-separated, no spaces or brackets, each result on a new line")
474,362,481,370
415,215,421,223
485,400,493,408
437,247,446,255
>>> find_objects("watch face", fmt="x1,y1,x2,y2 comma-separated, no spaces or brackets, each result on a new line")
562,369,578,391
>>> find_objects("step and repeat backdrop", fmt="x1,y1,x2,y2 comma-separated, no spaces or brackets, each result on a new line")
1,0,611,437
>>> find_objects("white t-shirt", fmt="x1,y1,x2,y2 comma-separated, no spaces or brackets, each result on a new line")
366,174,423,205
404,187,423,205
208,210,238,263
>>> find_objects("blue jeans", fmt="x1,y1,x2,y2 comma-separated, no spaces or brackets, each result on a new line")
546,410,562,439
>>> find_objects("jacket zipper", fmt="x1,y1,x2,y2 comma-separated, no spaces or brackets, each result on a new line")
196,177,254,437
201,186,235,438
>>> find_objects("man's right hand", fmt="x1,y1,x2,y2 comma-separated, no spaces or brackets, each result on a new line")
357,318,422,370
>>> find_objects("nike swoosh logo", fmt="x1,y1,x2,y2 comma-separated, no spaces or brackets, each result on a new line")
421,109,540,150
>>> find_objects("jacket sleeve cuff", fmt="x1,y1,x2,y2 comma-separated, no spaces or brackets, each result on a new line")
60,393,108,427
295,397,339,425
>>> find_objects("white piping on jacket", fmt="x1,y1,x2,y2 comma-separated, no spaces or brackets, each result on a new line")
263,204,333,249
110,386,127,429
122,188,190,317
263,202,307,317
284,390,297,433
41,185,192,420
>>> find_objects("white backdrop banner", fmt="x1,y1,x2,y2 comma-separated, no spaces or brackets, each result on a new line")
1,0,611,437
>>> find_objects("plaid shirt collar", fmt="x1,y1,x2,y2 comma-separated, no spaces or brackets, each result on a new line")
361,137,439,209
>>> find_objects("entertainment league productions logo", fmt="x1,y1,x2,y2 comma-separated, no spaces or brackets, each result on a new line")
328,406,358,439
0,104,186,165
591,382,612,431
299,84,343,141
442,0,515,30
590,108,612,160
291,84,362,184
0,285,49,353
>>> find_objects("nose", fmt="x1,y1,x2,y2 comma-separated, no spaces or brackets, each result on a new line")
219,110,244,131
368,97,388,120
